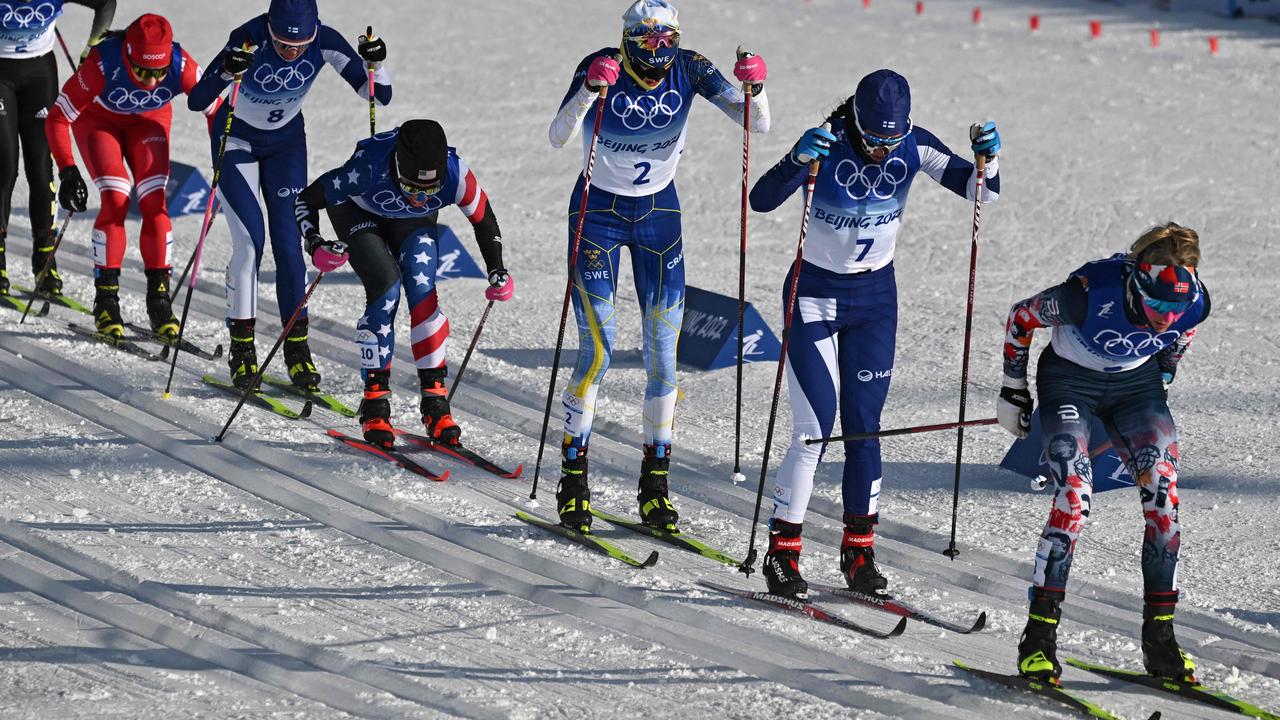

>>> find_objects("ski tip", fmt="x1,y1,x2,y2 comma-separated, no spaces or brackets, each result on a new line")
1147,713,1160,720
887,615,909,637
506,464,524,479
952,659,971,671
433,468,451,483
212,343,225,359
298,400,314,419
159,344,172,360
970,611,988,633
636,550,659,569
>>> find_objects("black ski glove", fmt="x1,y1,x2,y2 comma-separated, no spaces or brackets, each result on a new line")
222,46,255,77
58,166,88,213
358,29,386,65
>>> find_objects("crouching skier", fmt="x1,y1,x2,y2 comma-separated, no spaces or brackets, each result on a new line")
292,119,511,448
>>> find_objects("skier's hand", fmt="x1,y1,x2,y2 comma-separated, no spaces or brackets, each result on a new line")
485,269,513,302
586,55,620,90
794,126,836,163
970,120,1001,160
997,377,1033,439
57,166,88,213
305,234,348,273
358,28,386,66
733,47,767,90
222,45,255,77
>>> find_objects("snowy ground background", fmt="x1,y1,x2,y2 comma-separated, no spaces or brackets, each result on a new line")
1,0,1277,717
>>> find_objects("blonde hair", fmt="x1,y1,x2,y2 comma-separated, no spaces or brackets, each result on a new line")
1129,222,1201,267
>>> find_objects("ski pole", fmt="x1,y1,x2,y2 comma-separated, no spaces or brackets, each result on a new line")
365,26,377,137
942,153,987,560
804,417,998,445
53,28,78,72
530,82,612,502
732,49,753,485
214,272,326,442
448,299,492,403
171,196,222,297
162,71,245,399
19,210,75,324
739,124,830,579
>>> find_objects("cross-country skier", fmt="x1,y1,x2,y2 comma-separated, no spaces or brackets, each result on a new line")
1,0,115,299
186,0,390,391
997,222,1208,683
45,13,217,338
748,69,1001,600
292,119,509,448
547,0,770,533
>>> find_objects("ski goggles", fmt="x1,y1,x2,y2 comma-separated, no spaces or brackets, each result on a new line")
852,109,912,153
269,27,316,57
1139,293,1194,316
399,177,443,206
624,28,680,51
130,63,169,80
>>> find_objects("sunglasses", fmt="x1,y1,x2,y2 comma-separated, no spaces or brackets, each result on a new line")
399,178,442,205
130,63,169,80
852,109,911,153
272,37,311,56
1140,294,1193,315
625,29,679,51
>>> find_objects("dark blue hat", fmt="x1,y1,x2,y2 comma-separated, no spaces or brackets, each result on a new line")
853,69,911,136
268,0,319,42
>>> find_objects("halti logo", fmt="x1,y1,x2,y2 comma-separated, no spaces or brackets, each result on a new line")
1097,301,1114,318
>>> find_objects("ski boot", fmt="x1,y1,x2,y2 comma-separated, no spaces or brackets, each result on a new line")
762,520,808,601
1142,594,1196,680
1017,587,1064,682
418,366,461,446
32,231,63,296
637,444,679,531
556,445,591,532
92,268,125,338
283,317,321,391
144,268,180,338
359,370,394,449
227,318,260,391
0,233,9,295
840,513,889,596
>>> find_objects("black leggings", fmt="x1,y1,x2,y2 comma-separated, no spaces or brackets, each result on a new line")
0,52,58,242
327,201,436,304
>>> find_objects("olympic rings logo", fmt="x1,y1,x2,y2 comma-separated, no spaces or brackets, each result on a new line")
611,90,683,130
1,2,57,29
252,60,315,93
106,86,174,111
371,189,436,216
832,157,909,201
1093,329,1179,357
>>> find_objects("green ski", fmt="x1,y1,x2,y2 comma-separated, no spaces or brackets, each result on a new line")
202,374,313,420
515,511,658,569
590,508,739,566
261,374,357,417
1067,657,1278,720
14,284,91,315
954,660,1157,720
1,292,44,314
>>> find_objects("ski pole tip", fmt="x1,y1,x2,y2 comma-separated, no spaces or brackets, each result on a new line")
161,391,171,400
525,497,540,510
730,471,746,484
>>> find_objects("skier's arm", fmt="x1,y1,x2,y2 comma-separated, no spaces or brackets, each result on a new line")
178,49,220,118
694,53,770,133
319,27,392,106
293,178,332,241
1003,278,1087,382
453,157,503,274
915,127,1000,201
67,0,116,48
549,52,608,149
187,29,248,112
748,148,809,213
45,49,105,170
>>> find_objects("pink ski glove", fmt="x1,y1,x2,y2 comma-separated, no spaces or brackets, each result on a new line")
485,270,513,302
309,238,348,273
733,54,767,84
586,56,620,88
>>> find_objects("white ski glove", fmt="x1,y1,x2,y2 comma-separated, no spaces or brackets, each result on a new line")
997,375,1033,439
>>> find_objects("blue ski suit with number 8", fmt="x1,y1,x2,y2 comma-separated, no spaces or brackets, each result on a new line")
548,46,769,456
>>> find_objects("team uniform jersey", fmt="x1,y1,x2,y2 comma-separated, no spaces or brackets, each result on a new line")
1003,253,1210,379
550,47,769,196
0,0,64,57
750,117,1000,274
187,15,391,138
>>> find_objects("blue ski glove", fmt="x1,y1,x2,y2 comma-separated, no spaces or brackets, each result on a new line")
795,126,837,163
970,121,1001,159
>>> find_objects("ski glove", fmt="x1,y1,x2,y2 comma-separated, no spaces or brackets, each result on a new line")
795,126,836,163
57,166,88,213
997,377,1033,439
733,49,767,86
485,269,514,302
970,121,1001,160
586,56,620,89
222,46,255,77
358,32,386,65
305,234,349,273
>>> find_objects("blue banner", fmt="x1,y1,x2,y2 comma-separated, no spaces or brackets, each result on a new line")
434,224,485,280
679,285,781,370
128,161,211,219
1000,408,1134,493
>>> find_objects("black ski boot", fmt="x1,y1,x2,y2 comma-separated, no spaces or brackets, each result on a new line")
1017,587,1064,682
762,520,808,601
840,513,889,596
227,318,260,391
637,444,679,530
0,231,9,295
1142,594,1196,680
283,317,321,391
418,366,461,446
145,268,180,338
555,445,591,532
92,268,124,338
32,230,63,296
359,370,394,449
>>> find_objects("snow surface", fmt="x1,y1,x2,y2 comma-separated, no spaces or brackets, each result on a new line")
1,0,1278,718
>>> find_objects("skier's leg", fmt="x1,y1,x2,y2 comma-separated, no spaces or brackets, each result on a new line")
17,53,58,293
259,128,317,388
396,220,461,445
74,114,130,336
0,66,19,293
126,111,179,336
216,138,267,389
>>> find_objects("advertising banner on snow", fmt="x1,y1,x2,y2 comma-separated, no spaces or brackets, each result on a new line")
127,161,211,219
678,285,781,370
1000,408,1135,493
433,224,486,280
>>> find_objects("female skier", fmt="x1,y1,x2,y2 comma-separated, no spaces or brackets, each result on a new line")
998,222,1209,683
748,68,1001,599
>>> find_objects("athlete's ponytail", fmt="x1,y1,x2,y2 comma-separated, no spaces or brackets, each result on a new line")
1129,222,1201,268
